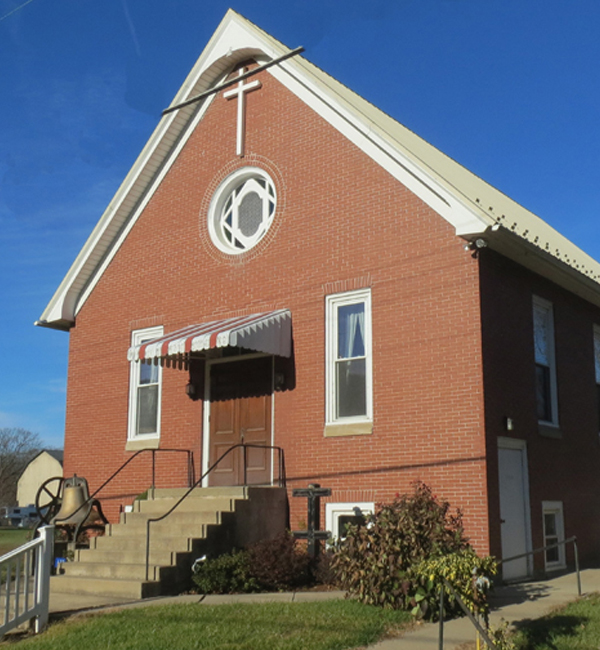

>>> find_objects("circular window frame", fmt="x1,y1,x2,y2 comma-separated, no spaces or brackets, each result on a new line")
207,167,277,255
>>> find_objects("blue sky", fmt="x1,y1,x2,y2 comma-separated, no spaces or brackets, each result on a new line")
2,0,599,448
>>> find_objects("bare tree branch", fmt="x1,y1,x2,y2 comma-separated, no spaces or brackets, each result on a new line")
0,428,42,507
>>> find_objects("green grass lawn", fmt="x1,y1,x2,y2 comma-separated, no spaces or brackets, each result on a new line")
513,593,600,649
8,600,412,650
0,527,31,556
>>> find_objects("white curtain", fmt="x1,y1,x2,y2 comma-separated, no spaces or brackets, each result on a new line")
341,307,364,359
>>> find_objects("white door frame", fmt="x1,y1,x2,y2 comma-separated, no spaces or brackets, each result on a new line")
497,436,533,579
201,353,275,487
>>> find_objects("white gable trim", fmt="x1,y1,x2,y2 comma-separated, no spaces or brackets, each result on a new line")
267,64,488,236
37,10,600,329
70,49,487,324
38,15,278,328
75,91,220,315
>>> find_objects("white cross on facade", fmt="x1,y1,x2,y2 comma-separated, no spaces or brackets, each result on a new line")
223,67,262,157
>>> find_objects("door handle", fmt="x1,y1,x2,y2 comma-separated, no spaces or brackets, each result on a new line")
241,428,245,443
500,519,506,524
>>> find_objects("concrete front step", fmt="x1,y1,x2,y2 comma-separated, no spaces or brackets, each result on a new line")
108,520,215,538
63,560,178,582
119,510,223,526
133,495,235,514
51,486,287,600
90,533,205,554
76,546,190,567
51,575,162,600
151,486,249,499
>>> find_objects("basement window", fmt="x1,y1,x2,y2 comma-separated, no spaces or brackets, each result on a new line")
325,502,374,541
542,501,566,571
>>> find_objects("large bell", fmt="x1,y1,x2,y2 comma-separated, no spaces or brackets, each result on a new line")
53,476,101,526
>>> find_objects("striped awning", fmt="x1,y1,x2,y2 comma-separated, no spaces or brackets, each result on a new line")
127,310,292,365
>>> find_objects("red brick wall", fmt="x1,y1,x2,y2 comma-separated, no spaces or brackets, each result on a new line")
64,62,489,551
480,249,600,568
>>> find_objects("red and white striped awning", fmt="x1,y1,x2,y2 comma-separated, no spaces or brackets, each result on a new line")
127,310,292,364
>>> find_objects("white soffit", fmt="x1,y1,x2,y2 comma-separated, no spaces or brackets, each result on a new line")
37,10,600,329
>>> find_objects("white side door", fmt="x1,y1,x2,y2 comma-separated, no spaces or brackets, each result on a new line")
498,438,532,580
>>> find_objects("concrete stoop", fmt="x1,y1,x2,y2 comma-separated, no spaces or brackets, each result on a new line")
50,486,288,600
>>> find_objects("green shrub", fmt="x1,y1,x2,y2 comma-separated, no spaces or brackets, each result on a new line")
331,482,496,621
409,548,497,621
192,550,260,594
487,620,516,650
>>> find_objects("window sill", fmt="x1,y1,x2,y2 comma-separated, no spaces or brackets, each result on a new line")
324,422,373,438
126,437,160,451
538,423,562,439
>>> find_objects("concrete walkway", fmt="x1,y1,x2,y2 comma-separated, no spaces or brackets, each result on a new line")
47,569,600,648
372,568,598,649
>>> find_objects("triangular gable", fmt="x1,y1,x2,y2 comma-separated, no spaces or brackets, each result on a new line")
37,10,600,330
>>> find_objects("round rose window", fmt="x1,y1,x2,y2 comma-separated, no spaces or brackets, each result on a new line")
208,167,276,254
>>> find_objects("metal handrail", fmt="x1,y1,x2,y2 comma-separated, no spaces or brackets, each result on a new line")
439,579,498,650
92,448,195,498
500,535,581,596
144,443,286,580
53,448,195,526
438,536,582,649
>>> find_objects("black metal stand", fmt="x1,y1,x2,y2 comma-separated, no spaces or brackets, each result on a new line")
292,484,331,558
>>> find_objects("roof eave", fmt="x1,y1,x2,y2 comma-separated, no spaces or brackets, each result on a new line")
36,11,284,330
483,228,600,309
36,9,600,328
34,319,72,332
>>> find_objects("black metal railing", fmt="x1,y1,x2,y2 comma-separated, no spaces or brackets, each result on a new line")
500,535,581,595
54,448,195,526
144,443,286,580
437,536,582,649
438,579,498,650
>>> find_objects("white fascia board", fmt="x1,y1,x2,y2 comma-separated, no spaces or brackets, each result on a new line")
75,23,278,313
267,64,492,238
74,96,217,313
40,12,600,329
37,14,259,328
33,12,500,329
38,104,203,326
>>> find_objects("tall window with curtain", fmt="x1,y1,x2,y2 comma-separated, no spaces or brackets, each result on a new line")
326,289,372,424
128,326,163,440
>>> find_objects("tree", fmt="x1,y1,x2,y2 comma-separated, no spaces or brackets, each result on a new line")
0,428,42,508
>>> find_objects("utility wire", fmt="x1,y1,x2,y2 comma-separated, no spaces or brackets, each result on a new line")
0,0,37,23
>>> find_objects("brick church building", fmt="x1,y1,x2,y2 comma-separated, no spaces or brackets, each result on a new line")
38,10,600,581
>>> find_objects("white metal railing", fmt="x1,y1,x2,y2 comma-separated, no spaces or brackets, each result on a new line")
0,525,54,638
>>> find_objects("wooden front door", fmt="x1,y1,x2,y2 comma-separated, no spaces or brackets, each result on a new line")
208,356,272,486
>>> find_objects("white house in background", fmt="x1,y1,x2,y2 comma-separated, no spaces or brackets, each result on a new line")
17,450,63,508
